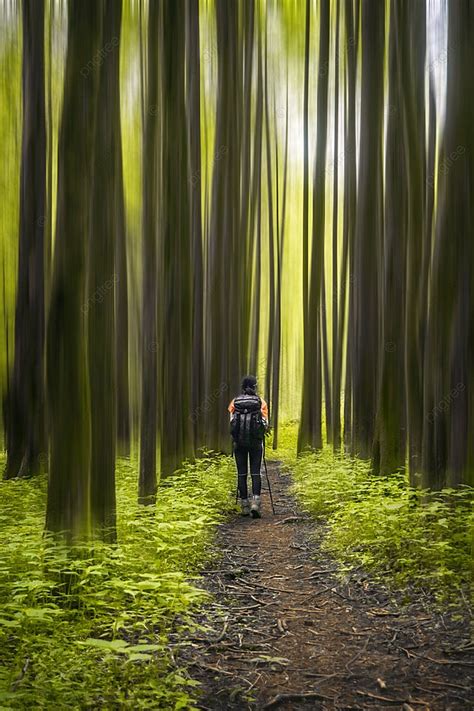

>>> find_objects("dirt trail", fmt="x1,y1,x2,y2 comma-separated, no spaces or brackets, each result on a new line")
174,461,473,710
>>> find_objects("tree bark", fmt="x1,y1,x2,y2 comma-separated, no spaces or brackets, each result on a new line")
88,0,121,541
46,0,102,539
298,0,330,453
139,0,160,503
4,0,46,480
159,0,194,477
351,0,385,459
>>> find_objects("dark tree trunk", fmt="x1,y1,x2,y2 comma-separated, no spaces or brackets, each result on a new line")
187,0,205,451
422,1,474,488
331,0,340,449
139,0,160,503
272,82,288,450
404,0,427,480
88,0,121,541
321,270,332,442
342,0,358,453
159,0,194,477
240,0,255,373
115,92,130,455
298,0,330,453
46,0,102,538
4,0,46,480
373,0,411,476
206,0,243,452
301,0,310,344
264,35,275,422
248,32,263,374
351,0,385,459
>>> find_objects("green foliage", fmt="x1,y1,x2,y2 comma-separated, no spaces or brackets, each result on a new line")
274,422,473,605
0,453,235,709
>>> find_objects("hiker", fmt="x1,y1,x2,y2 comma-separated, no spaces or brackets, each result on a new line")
228,375,268,518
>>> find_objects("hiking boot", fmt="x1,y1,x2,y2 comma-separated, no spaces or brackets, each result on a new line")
250,495,261,518
240,498,250,516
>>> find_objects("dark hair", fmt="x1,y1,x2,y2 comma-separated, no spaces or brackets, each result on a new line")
241,375,257,395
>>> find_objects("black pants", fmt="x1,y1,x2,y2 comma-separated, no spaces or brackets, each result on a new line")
234,442,262,498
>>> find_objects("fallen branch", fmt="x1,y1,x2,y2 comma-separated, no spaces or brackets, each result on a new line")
236,576,302,595
263,691,334,708
356,691,430,706
399,647,474,666
274,516,308,525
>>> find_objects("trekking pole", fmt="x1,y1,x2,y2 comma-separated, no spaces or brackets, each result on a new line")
232,440,239,504
262,438,276,515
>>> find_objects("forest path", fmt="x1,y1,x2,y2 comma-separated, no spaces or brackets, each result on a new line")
173,461,473,710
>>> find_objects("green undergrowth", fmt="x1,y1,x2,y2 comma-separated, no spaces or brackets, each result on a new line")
271,422,473,607
0,452,235,710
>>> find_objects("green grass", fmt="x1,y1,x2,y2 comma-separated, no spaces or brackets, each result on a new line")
0,453,235,710
271,422,473,606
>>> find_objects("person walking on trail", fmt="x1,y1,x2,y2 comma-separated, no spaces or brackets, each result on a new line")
228,375,268,518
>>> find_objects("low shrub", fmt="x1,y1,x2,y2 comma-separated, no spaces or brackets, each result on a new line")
0,453,235,709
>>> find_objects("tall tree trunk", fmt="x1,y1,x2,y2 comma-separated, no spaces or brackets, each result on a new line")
115,84,130,455
351,0,385,459
206,0,243,452
88,0,121,541
159,0,194,477
46,0,102,538
264,35,275,421
342,0,358,453
373,0,410,476
301,0,310,347
4,0,46,481
187,0,205,451
422,0,474,488
45,0,53,300
248,31,263,374
240,0,255,373
321,269,332,441
404,0,427,480
139,0,160,503
331,0,341,449
272,81,288,450
298,0,330,453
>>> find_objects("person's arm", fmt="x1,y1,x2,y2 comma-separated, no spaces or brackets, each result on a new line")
228,399,235,421
261,399,269,429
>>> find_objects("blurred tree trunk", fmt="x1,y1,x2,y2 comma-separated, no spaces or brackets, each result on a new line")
422,1,474,488
404,0,426,480
46,0,102,538
351,0,384,459
139,0,160,503
321,268,332,441
272,83,288,450
115,77,130,455
187,0,205,451
4,0,46,481
301,0,310,348
88,0,121,541
264,36,275,421
159,0,194,477
45,0,53,298
342,0,358,453
331,0,340,449
248,30,263,375
298,0,330,453
240,0,255,373
206,0,243,452
373,0,410,476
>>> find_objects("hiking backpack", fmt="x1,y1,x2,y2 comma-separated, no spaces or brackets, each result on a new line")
230,394,265,446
